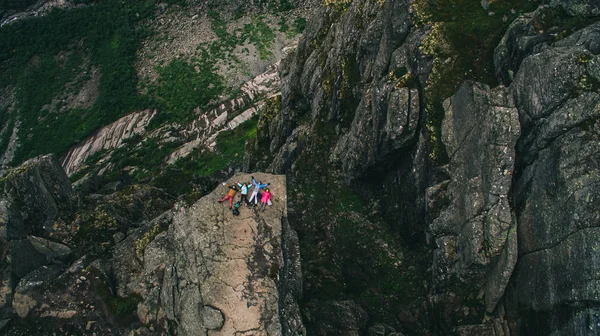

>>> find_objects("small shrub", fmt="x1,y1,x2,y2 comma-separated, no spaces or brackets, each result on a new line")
294,17,307,33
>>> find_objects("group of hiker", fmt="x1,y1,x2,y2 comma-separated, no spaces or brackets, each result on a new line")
218,176,272,214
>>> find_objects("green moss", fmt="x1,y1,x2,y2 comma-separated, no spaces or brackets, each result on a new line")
72,205,119,255
108,292,143,318
258,95,281,128
135,223,162,259
412,0,541,164
323,0,352,13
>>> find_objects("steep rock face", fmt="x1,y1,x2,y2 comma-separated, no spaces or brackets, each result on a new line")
427,81,519,331
551,0,600,17
246,0,434,334
501,20,600,334
111,173,302,335
0,155,77,328
251,0,600,334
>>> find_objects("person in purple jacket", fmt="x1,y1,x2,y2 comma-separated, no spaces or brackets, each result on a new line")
248,176,269,206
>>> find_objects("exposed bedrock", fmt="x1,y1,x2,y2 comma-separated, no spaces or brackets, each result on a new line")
427,81,520,332
503,19,600,334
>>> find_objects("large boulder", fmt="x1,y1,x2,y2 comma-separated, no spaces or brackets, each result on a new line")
0,154,78,239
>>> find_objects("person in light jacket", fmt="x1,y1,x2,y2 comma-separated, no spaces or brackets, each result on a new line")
248,176,269,206
237,181,252,205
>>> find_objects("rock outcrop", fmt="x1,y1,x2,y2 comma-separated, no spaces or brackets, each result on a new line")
247,0,600,334
0,154,78,329
61,62,282,177
61,109,157,176
246,0,433,333
111,173,303,335
499,18,600,335
427,81,519,331
1,160,302,334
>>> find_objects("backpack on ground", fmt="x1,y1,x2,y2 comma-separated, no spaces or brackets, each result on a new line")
232,201,241,216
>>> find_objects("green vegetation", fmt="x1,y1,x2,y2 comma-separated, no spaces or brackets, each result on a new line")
323,0,352,12
412,0,541,163
244,17,276,59
279,16,306,37
72,204,119,255
275,116,427,325
108,293,143,318
0,0,37,11
0,0,300,167
135,223,162,259
173,115,258,177
294,17,307,33
0,0,159,165
83,115,258,195
151,57,224,123
207,10,276,60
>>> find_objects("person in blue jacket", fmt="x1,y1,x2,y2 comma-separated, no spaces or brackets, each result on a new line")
236,181,252,205
248,176,269,206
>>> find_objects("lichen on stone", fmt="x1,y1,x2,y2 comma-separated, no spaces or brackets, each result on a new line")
135,223,162,260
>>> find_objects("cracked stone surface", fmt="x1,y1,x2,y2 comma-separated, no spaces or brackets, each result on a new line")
427,81,520,320
113,172,289,335
179,172,285,336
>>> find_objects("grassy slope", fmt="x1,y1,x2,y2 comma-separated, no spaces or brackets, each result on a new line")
0,0,303,169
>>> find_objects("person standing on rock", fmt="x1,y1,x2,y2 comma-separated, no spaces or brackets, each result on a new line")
218,183,238,209
259,188,272,212
237,181,252,205
249,176,269,206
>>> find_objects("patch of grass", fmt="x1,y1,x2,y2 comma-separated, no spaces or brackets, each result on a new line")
135,223,162,259
142,115,259,195
175,115,258,176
